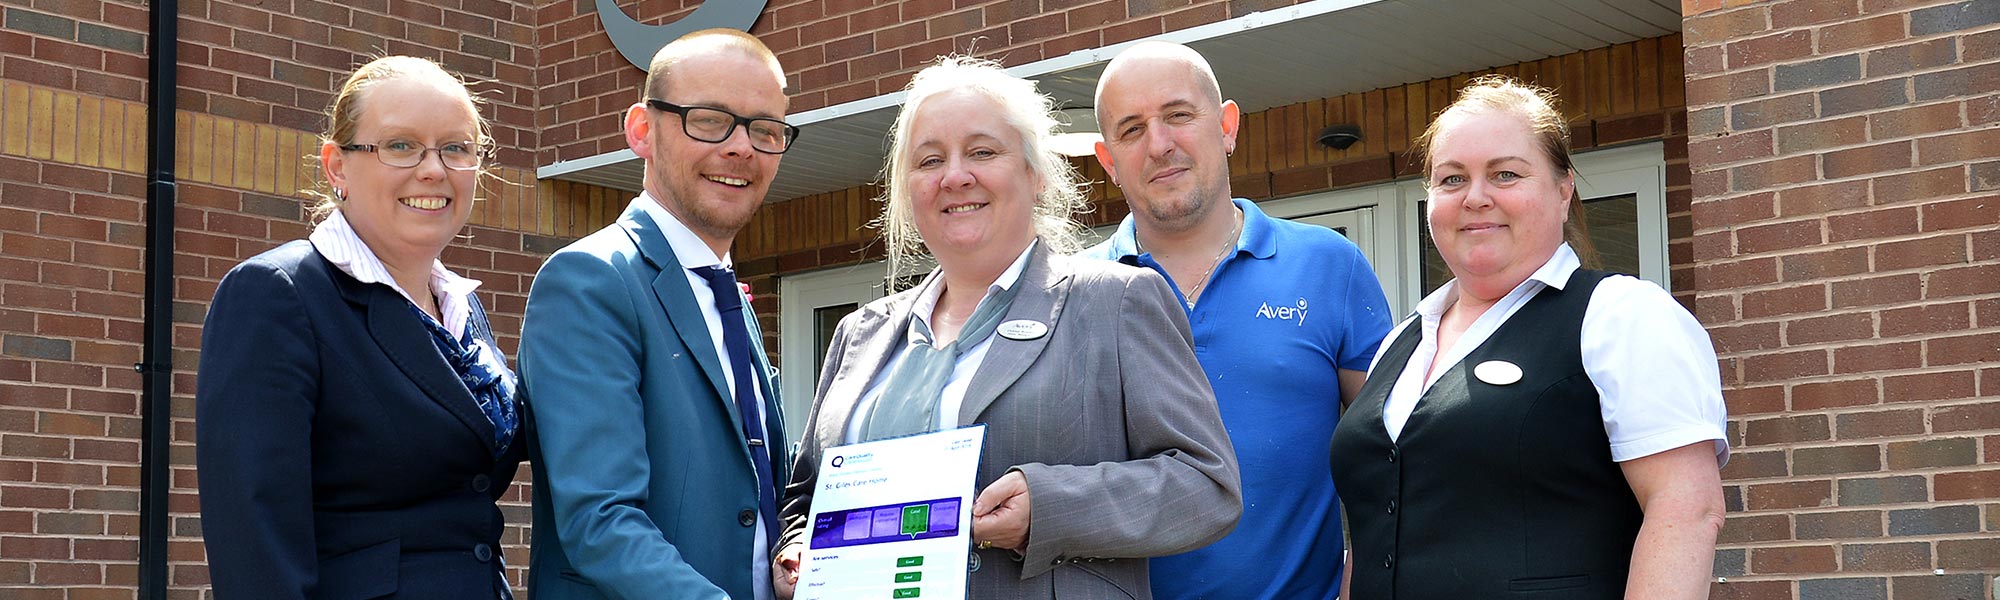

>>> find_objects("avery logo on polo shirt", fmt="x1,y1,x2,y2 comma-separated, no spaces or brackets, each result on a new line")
1255,298,1309,326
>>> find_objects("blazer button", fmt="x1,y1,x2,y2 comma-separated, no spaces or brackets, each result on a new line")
471,474,491,493
1383,552,1394,569
1386,500,1397,514
474,543,493,562
738,509,757,527
967,553,981,573
1388,445,1398,463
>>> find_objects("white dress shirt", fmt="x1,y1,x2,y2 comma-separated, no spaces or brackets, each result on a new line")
1370,244,1729,464
308,210,481,340
844,241,1038,444
630,194,775,600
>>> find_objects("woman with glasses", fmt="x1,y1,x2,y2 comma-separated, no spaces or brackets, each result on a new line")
196,56,524,599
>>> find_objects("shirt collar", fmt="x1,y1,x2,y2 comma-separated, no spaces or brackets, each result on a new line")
631,192,729,271
1235,198,1279,259
910,239,1037,331
1102,198,1277,262
308,209,482,333
1413,243,1580,323
1101,212,1142,260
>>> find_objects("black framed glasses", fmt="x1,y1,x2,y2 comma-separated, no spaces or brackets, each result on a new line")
339,139,484,170
646,99,800,154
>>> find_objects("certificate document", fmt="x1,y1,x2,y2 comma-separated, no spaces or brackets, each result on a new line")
796,425,986,600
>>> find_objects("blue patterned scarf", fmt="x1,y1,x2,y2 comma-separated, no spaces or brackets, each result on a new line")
408,302,519,456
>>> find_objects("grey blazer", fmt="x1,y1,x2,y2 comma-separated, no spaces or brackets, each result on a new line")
779,243,1242,600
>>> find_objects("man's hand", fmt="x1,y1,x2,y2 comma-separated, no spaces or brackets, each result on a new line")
773,543,804,600
970,471,1032,552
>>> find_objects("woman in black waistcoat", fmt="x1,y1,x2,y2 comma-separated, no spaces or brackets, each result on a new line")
1328,76,1727,599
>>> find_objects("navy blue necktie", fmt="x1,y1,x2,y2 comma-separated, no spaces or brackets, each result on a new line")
692,265,779,549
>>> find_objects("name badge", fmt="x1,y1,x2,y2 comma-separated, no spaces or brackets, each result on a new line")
1473,360,1523,386
996,320,1048,340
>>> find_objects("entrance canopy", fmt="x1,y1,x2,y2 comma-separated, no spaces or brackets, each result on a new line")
537,0,1681,201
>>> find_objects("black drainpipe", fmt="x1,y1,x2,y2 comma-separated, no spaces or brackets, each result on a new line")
137,0,177,597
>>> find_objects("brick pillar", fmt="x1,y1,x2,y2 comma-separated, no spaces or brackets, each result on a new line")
1683,1,2000,599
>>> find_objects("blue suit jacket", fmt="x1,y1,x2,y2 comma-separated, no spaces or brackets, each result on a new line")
521,202,789,600
196,240,523,600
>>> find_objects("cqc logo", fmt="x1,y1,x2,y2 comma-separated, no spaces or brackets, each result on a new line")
597,0,768,70
1255,298,1309,326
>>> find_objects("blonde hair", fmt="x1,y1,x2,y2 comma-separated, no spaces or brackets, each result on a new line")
1413,75,1599,266
878,56,1090,285
308,56,491,222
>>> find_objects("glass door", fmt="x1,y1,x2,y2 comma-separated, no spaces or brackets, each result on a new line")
777,263,886,443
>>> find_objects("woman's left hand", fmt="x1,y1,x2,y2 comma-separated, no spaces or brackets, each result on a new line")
971,471,1032,552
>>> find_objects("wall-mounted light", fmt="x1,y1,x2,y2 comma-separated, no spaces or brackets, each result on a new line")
1049,106,1101,157
1316,123,1362,150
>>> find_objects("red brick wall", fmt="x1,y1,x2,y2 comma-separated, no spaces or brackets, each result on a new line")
538,0,1318,164
0,143,153,597
1684,0,2000,598
171,0,543,167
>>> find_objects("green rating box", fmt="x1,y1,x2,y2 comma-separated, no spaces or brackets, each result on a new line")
900,505,929,536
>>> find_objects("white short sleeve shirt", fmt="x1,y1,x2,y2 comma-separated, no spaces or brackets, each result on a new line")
1369,244,1730,464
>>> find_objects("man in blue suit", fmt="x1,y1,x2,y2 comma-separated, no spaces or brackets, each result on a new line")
520,29,798,600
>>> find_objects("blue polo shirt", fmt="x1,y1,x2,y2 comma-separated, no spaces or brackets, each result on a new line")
1082,198,1392,600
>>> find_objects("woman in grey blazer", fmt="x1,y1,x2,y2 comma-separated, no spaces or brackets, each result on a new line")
772,56,1242,600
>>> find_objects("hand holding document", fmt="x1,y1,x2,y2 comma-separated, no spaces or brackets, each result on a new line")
968,471,1029,552
794,426,986,600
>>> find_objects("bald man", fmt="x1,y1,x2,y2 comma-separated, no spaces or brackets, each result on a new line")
1080,41,1392,600
521,29,798,600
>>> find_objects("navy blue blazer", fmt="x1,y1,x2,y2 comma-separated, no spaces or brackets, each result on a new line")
196,240,524,600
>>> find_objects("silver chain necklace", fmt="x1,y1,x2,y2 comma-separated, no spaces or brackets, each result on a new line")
1140,209,1243,310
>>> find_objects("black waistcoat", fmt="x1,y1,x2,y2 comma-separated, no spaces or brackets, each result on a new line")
1329,269,1639,599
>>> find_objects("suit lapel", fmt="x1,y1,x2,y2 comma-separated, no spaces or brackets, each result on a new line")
331,263,497,453
812,280,921,447
958,245,1068,425
619,208,743,436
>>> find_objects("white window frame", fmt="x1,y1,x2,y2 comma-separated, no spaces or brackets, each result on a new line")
1566,142,1671,290
776,262,885,441
1261,185,1411,313
1266,142,1669,315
